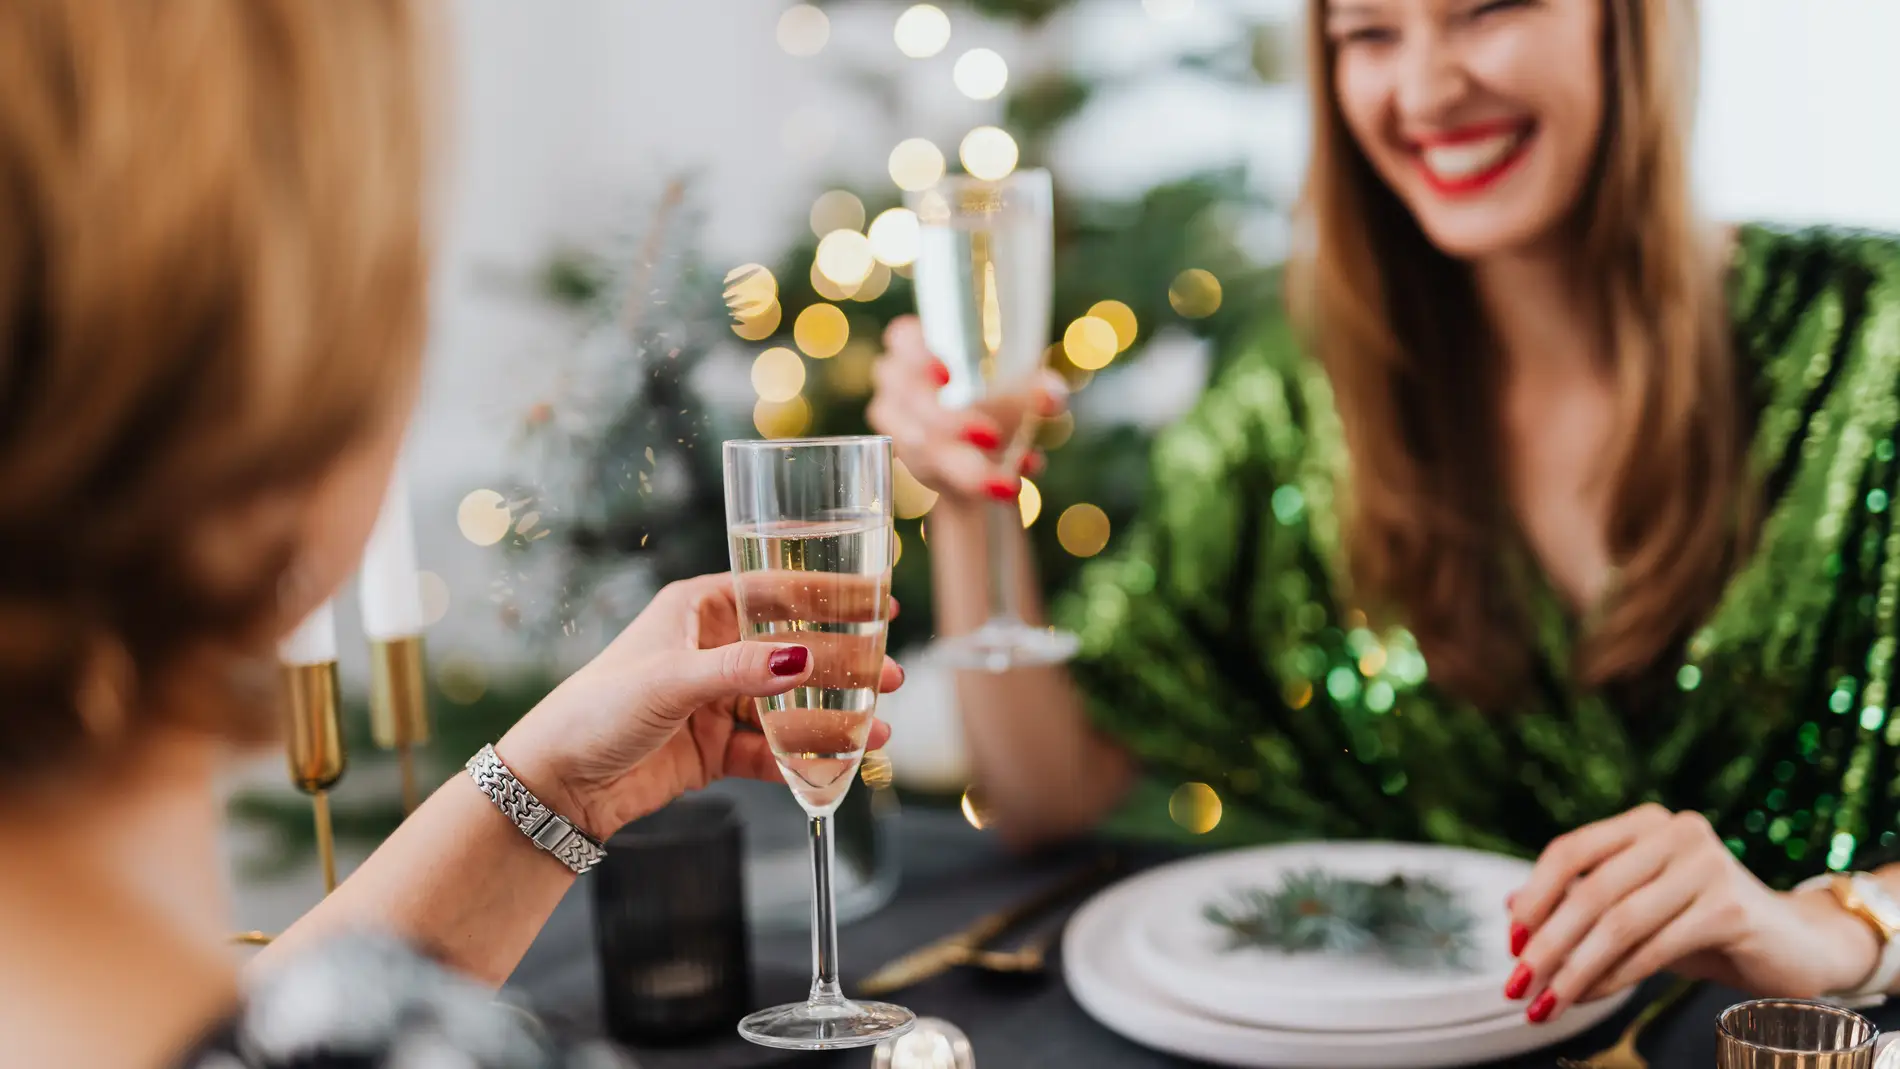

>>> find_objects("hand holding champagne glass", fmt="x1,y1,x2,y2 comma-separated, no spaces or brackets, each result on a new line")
725,435,915,1049
904,167,1079,672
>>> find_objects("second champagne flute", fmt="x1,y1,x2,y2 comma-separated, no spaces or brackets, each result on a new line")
725,435,914,1049
907,166,1080,672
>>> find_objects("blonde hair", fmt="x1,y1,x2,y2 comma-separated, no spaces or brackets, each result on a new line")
0,0,432,776
1291,0,1741,706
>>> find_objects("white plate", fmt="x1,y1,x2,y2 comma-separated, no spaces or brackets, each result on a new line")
1064,860,1633,1069
1125,842,1528,1032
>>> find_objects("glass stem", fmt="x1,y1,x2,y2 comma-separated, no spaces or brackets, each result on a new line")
806,811,845,1005
985,500,1022,624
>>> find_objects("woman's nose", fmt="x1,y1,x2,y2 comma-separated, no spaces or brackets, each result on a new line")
1393,32,1472,125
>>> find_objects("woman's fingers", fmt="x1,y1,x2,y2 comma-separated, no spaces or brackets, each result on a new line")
1513,829,1673,1002
866,717,892,750
1528,861,1702,1021
878,656,905,693
642,641,814,722
1512,803,1671,934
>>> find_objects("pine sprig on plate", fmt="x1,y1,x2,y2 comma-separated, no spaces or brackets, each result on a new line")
1202,868,1480,972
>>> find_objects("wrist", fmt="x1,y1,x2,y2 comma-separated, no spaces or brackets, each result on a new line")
492,729,613,842
1788,886,1884,995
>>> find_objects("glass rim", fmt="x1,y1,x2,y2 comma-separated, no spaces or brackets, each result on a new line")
1717,999,1877,1053
723,434,892,451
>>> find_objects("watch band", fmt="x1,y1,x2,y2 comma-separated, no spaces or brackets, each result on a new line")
465,744,606,875
1796,871,1900,1007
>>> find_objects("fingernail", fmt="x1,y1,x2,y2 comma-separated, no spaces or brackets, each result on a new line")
1505,891,1518,910
892,663,907,688
1509,923,1530,957
1037,391,1065,417
985,478,1020,502
1019,452,1044,476
768,647,809,676
964,424,1002,450
1504,963,1532,1000
1527,991,1555,1024
928,360,951,387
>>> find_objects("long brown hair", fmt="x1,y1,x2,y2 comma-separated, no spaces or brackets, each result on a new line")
1290,0,1744,707
0,1,433,778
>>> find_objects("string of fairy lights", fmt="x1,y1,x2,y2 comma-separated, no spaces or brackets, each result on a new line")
739,2,1230,837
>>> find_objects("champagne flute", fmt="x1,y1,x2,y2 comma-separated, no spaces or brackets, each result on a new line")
725,435,915,1050
907,167,1080,672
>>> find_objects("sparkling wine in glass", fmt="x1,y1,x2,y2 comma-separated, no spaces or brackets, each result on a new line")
907,167,1079,672
725,435,914,1050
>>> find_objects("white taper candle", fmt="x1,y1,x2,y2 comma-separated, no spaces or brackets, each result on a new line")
359,466,424,640
280,601,338,666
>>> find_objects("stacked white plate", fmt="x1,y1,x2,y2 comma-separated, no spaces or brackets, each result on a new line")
1062,842,1633,1068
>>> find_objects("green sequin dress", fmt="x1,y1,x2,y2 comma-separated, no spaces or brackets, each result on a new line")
1055,224,1900,888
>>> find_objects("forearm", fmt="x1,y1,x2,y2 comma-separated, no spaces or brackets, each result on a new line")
256,740,579,987
928,501,1135,846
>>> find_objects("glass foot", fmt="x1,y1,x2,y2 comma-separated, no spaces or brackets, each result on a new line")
932,620,1080,673
738,998,915,1050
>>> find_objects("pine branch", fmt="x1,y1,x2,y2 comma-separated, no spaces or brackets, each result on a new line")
1203,868,1480,971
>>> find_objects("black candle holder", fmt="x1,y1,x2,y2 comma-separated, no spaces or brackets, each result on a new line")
592,795,752,1045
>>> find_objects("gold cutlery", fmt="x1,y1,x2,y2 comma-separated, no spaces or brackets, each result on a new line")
1557,977,1701,1069
856,855,1119,996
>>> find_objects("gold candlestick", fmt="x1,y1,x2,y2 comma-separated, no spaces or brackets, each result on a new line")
369,634,430,814
283,659,344,894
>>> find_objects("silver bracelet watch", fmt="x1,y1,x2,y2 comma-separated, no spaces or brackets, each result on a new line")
465,744,607,875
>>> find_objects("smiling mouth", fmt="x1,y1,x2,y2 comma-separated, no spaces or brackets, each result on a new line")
1408,120,1537,197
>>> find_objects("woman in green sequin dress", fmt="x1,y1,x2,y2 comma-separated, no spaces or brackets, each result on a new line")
871,0,1900,1027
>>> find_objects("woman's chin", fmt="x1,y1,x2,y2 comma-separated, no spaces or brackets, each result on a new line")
1411,209,1565,263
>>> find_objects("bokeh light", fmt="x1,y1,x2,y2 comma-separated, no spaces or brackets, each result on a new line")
776,4,830,56
952,48,1009,100
1018,476,1042,527
894,4,951,58
1088,299,1139,352
754,395,814,438
437,654,489,706
867,207,921,266
1169,782,1222,834
1039,409,1076,449
811,260,857,302
958,126,1019,181
960,787,989,829
1169,268,1223,318
851,261,892,302
418,571,451,627
889,138,947,191
1063,315,1119,370
1143,0,1195,20
1057,503,1111,557
816,228,876,287
860,749,895,788
456,489,511,547
731,300,782,341
751,347,806,402
794,303,851,358
891,528,904,566
809,189,866,237
723,263,778,319
894,458,940,519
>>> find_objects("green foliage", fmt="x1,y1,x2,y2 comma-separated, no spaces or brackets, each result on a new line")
1203,869,1481,971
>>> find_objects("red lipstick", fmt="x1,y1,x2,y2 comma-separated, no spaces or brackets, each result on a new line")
1407,119,1535,198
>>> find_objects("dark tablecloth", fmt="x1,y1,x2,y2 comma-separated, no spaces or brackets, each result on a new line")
507,807,1900,1068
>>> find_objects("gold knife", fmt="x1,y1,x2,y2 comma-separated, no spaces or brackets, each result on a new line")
856,855,1119,996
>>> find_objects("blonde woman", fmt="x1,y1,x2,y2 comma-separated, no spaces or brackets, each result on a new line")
0,4,899,1067
872,0,1900,1026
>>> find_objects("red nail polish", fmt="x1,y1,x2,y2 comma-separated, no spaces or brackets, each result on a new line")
1504,964,1532,1000
1019,452,1045,476
768,647,809,676
964,425,1002,450
984,479,1020,502
1509,923,1530,957
1527,991,1555,1024
928,360,951,387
